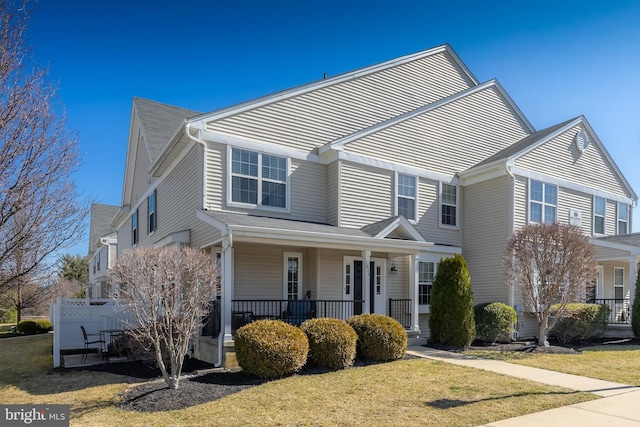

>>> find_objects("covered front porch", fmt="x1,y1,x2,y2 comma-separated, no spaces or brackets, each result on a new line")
195,210,458,366
591,233,640,336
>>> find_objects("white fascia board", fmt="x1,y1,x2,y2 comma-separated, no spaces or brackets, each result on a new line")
458,161,509,186
153,230,191,248
426,244,462,255
198,129,321,162
511,167,635,205
591,238,640,255
510,117,582,161
186,45,465,127
374,216,427,242
196,209,230,235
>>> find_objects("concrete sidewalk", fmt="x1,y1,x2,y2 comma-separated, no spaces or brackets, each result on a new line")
407,346,640,426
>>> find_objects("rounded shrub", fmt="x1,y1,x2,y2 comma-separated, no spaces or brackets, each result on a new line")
300,318,357,370
234,319,309,379
347,314,407,361
551,303,610,344
35,320,53,333
428,254,475,349
17,320,38,335
474,302,516,344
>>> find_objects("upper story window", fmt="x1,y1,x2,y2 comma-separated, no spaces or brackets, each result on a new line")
132,209,139,245
230,148,288,210
418,261,435,305
97,251,101,272
618,202,629,235
397,173,416,221
148,189,157,234
593,196,605,235
440,183,458,227
529,180,557,223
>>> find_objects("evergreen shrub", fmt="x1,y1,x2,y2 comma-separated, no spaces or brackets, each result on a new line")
551,303,610,344
347,314,407,361
234,319,309,379
17,320,38,335
300,318,357,370
428,254,475,349
474,302,516,343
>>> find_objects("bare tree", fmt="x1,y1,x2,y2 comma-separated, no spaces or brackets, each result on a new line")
110,246,219,390
0,0,89,294
503,222,596,346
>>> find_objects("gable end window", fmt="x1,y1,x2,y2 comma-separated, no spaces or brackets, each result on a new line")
230,148,288,210
397,173,416,221
529,180,557,223
617,202,628,235
440,183,458,227
148,189,157,234
132,209,139,245
593,196,605,235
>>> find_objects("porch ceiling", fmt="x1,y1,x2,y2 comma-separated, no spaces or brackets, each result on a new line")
196,209,432,253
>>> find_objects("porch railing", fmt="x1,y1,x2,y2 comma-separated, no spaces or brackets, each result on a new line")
587,298,632,325
201,299,365,336
389,298,412,329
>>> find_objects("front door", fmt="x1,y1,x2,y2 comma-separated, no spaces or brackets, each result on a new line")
345,258,386,315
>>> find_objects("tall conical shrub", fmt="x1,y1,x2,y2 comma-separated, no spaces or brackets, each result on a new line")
632,269,640,338
428,254,476,349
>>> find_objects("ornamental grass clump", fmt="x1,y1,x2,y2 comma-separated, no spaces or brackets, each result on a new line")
235,319,309,379
300,318,357,370
347,314,407,361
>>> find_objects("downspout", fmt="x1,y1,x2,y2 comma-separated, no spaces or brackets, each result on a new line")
506,161,519,339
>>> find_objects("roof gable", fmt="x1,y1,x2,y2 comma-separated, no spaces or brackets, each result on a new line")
88,203,120,254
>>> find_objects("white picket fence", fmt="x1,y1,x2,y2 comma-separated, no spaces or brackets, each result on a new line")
50,297,136,368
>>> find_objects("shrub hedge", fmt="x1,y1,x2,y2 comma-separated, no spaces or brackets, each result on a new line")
551,303,610,344
300,318,357,370
474,302,516,343
35,320,52,333
235,319,309,379
347,314,407,361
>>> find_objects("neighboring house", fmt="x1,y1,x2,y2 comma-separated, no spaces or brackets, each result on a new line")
107,44,637,366
87,203,120,299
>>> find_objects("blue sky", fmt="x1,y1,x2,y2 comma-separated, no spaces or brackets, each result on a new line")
24,0,640,256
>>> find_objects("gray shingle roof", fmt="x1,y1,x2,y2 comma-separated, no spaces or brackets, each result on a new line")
88,203,120,253
133,98,200,164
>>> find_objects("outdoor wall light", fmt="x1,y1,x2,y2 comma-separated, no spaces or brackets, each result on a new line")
390,264,397,274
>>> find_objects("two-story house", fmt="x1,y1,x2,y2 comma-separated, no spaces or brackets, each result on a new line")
108,44,638,366
87,203,120,299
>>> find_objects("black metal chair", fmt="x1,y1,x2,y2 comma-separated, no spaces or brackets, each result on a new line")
80,326,105,364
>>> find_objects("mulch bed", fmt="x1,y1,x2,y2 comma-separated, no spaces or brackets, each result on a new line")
429,337,640,354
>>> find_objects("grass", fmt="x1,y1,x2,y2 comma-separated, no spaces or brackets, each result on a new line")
466,344,640,386
0,335,597,427
0,322,18,338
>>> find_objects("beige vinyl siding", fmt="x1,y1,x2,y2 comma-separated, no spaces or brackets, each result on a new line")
600,261,631,300
289,160,327,223
463,175,511,304
131,134,157,206
204,144,225,211
513,176,528,228
418,314,431,337
558,187,592,234
386,256,410,301
344,86,530,175
316,249,345,300
327,162,340,226
515,125,630,198
605,199,617,235
206,52,474,151
234,243,286,300
339,162,393,228
416,177,462,247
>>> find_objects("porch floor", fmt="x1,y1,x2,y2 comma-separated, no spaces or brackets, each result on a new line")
61,353,129,368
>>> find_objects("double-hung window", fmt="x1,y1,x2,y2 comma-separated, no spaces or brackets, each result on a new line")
440,183,458,227
593,196,605,235
148,189,157,234
529,180,557,223
617,202,629,234
231,148,288,209
418,261,435,305
614,267,624,299
397,173,416,220
132,209,139,245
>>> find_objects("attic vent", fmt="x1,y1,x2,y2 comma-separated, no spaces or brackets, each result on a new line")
574,129,589,154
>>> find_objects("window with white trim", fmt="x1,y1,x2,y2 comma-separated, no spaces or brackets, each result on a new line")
231,148,288,209
617,202,628,235
375,265,382,295
614,267,624,299
148,189,157,234
418,261,435,305
131,209,139,245
529,180,557,223
397,173,416,220
593,196,605,235
284,252,302,300
344,264,351,296
440,183,458,227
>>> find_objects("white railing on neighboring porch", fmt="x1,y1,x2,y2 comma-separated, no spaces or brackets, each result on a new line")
50,297,135,368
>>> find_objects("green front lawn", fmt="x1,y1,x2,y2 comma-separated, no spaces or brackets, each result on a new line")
0,334,596,426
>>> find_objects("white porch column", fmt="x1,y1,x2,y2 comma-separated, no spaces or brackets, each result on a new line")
221,238,234,343
629,256,637,306
409,254,419,333
363,250,371,314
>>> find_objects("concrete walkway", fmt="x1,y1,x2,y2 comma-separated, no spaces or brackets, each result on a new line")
406,346,640,426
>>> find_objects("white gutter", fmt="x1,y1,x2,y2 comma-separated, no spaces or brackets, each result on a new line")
185,122,208,211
